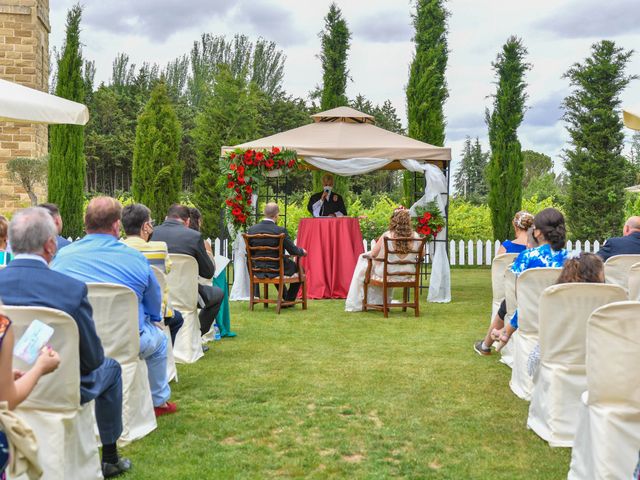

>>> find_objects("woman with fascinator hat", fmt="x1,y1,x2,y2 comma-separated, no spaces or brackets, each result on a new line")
345,206,421,312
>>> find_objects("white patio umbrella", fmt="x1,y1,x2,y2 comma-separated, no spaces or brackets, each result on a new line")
0,78,89,125
623,106,640,131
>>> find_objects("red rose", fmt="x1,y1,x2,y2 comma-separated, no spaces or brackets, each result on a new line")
230,163,237,171
225,199,233,207
265,159,274,168
419,217,427,225
278,159,285,167
287,159,295,168
272,147,281,154
244,157,253,166
227,181,235,189
238,176,245,185
237,165,245,175
247,198,252,205
235,194,242,201
238,214,247,223
230,153,236,159
245,185,253,194
227,173,232,179
256,152,265,162
425,212,432,221
232,208,241,216
424,226,432,235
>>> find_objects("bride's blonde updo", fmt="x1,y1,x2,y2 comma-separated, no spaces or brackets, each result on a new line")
389,208,413,254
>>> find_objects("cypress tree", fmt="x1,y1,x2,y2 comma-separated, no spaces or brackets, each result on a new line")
132,82,183,222
486,36,530,240
315,3,351,195
405,0,449,205
48,5,85,238
563,41,636,240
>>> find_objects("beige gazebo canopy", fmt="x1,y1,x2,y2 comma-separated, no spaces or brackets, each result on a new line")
222,106,451,169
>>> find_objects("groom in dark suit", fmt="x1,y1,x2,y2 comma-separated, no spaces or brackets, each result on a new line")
0,207,130,478
247,203,306,302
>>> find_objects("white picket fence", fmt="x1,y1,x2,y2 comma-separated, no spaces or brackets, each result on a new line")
202,237,602,267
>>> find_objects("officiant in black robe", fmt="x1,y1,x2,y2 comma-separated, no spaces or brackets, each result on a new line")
306,173,348,217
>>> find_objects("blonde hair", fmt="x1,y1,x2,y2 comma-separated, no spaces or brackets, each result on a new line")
513,211,534,232
389,209,413,254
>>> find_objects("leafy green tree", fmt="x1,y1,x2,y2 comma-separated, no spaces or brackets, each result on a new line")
8,156,48,206
405,0,449,204
453,137,488,203
193,66,260,238
48,4,86,238
486,36,530,240
314,3,352,195
522,150,553,188
132,83,183,221
563,40,637,239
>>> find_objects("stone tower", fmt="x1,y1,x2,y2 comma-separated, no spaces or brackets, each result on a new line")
0,0,50,211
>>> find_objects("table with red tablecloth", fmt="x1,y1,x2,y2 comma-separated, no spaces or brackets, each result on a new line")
296,217,364,299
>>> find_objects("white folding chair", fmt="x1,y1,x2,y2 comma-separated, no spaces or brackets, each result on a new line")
499,266,517,368
604,254,640,289
87,283,157,445
166,254,203,364
568,301,640,479
627,262,640,301
528,283,627,447
7,306,102,480
510,267,561,400
151,266,178,383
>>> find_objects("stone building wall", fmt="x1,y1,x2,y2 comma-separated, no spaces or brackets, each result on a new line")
0,0,49,211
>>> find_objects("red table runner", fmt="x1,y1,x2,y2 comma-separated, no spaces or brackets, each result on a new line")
297,217,365,299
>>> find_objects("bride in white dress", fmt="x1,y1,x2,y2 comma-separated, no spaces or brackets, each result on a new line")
345,208,421,312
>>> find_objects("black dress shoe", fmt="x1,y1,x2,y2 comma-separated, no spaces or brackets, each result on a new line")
102,458,132,478
202,344,210,353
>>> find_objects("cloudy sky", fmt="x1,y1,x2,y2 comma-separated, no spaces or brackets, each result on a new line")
50,0,640,177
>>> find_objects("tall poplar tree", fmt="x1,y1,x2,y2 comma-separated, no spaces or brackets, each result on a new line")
132,83,183,222
48,4,85,237
486,36,530,240
563,41,636,240
315,3,351,193
405,0,449,204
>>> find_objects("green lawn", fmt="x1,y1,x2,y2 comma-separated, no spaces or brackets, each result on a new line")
122,269,570,479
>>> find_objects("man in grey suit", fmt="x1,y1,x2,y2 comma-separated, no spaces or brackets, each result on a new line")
151,204,224,338
247,203,306,302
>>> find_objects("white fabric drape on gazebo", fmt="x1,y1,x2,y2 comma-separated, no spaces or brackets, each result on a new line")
225,107,452,303
0,78,89,125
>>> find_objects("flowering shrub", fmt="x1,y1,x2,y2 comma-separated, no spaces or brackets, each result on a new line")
414,200,445,240
222,147,298,231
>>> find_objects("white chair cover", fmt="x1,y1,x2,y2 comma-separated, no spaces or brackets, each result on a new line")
627,262,640,301
6,306,102,480
604,254,640,289
86,283,157,445
151,266,178,383
166,254,203,364
510,267,561,400
490,254,518,322
499,269,517,368
528,283,627,447
568,301,640,479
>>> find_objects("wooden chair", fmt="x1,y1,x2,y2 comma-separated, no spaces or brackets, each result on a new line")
363,236,428,318
243,233,307,314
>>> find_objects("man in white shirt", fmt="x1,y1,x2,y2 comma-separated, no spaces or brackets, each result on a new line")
306,173,347,217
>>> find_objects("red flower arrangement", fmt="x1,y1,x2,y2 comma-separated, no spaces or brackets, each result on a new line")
222,147,298,231
414,201,445,241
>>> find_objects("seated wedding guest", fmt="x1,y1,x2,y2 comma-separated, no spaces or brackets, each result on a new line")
496,211,534,255
247,203,307,305
527,252,604,377
307,173,347,217
474,208,568,354
0,207,131,477
0,216,12,266
52,197,177,418
597,216,640,261
152,205,223,344
38,203,71,250
121,204,183,346
345,207,421,312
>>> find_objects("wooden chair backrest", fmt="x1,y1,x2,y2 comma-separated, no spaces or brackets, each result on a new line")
243,233,286,278
379,236,428,284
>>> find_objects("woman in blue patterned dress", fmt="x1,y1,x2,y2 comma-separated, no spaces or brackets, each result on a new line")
475,208,568,355
0,310,60,478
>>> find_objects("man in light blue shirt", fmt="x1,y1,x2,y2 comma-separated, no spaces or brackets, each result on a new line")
52,197,177,417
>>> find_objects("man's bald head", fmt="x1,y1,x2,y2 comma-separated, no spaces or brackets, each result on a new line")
623,216,640,236
85,196,123,235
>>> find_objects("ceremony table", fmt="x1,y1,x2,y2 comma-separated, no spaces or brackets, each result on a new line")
297,217,364,299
